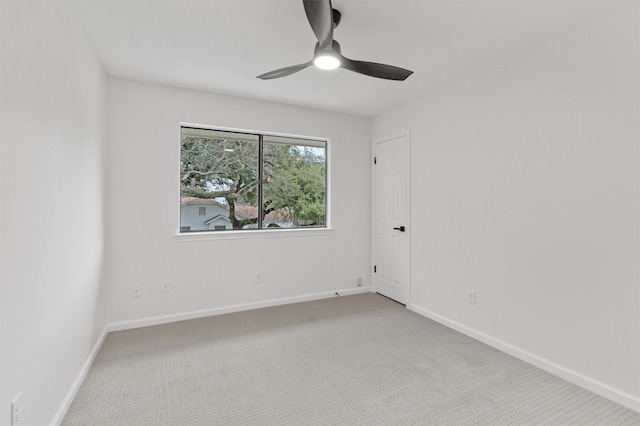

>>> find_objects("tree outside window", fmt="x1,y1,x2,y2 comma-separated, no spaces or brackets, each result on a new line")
180,127,327,232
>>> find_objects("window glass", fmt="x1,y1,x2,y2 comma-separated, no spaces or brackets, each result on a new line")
263,136,326,228
180,127,326,232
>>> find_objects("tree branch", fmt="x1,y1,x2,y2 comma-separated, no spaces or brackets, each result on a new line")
180,185,231,199
181,169,221,183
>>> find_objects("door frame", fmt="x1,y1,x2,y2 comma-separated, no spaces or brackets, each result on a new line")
371,128,411,304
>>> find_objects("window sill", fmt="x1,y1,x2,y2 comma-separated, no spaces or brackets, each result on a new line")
174,227,334,242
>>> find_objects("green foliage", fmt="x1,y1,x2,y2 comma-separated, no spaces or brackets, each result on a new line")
264,144,326,226
180,136,259,204
180,135,326,229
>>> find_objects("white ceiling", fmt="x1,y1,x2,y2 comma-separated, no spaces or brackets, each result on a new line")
69,0,625,116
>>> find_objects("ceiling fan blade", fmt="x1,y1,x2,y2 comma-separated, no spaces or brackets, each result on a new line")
340,55,413,81
303,0,333,50
256,62,312,80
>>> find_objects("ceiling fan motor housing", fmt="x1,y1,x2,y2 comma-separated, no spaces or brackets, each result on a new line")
332,9,341,28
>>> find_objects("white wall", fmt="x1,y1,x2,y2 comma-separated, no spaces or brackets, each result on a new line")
373,2,639,409
104,78,371,325
0,1,107,425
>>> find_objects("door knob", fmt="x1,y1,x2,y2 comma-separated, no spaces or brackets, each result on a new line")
393,226,406,232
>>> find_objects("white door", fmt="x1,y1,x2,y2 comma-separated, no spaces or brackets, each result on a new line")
373,131,410,305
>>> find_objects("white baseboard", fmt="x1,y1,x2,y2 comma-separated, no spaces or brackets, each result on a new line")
407,303,640,413
50,325,109,426
107,286,373,332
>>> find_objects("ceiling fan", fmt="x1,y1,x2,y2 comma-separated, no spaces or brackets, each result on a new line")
257,0,413,81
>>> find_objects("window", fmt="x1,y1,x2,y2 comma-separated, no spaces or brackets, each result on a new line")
180,126,327,232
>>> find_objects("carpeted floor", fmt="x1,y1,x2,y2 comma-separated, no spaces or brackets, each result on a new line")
62,293,640,425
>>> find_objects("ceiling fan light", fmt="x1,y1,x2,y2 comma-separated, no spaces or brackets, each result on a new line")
314,55,340,70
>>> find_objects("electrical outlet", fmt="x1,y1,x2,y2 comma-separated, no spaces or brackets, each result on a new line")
467,290,476,305
160,281,171,293
357,277,363,287
131,285,141,298
11,392,22,426
256,272,263,283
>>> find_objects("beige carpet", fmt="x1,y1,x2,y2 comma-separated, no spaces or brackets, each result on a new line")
63,293,639,425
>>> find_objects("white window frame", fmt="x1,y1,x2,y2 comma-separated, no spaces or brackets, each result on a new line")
175,123,332,241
